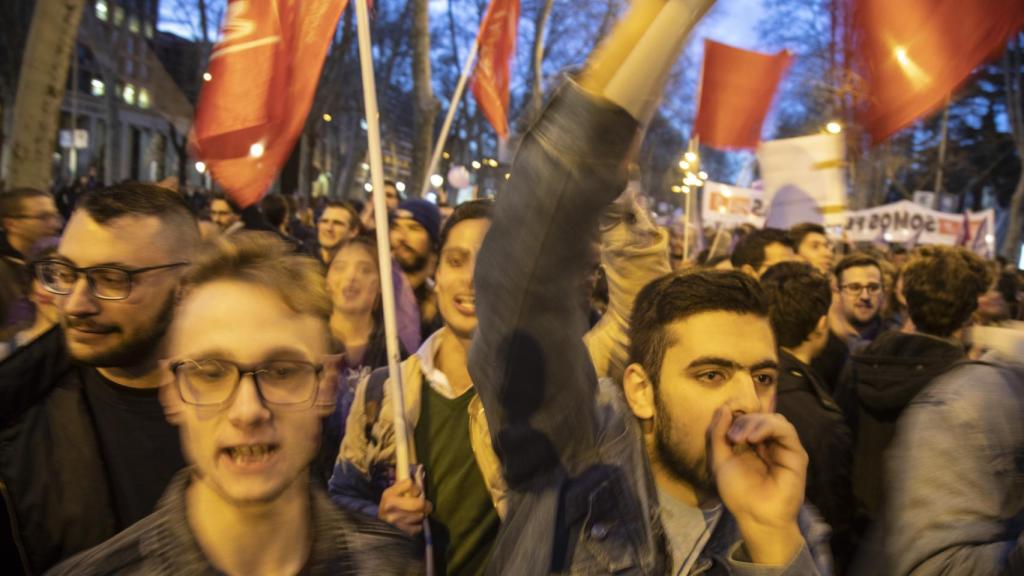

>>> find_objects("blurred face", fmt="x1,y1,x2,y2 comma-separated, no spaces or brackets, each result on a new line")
317,207,357,251
164,280,332,505
5,196,62,247
390,218,432,274
642,312,778,495
758,242,797,276
384,185,400,211
797,232,833,274
837,265,884,327
327,244,380,315
209,200,239,231
435,218,490,341
57,212,185,366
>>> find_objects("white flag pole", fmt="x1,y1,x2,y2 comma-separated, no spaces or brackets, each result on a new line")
420,39,480,197
354,0,411,482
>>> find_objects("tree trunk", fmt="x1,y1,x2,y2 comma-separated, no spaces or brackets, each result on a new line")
529,0,555,118
1001,33,1023,261
298,126,312,199
7,0,86,190
410,0,439,197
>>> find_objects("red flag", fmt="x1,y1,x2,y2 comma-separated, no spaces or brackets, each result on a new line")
192,0,346,208
470,0,520,139
693,40,791,150
853,0,1024,143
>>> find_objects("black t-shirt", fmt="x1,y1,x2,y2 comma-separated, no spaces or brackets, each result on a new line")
82,369,186,529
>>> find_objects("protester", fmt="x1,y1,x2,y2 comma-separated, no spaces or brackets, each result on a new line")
332,200,501,575
209,193,243,234
8,239,61,351
761,261,855,569
48,232,420,575
730,227,797,277
315,201,361,265
467,0,828,571
359,179,402,233
975,270,1020,324
835,245,991,522
881,326,1024,575
0,189,63,334
790,223,834,274
0,184,197,573
390,198,442,340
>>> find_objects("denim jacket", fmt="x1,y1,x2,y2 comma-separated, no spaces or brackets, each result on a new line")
468,80,828,575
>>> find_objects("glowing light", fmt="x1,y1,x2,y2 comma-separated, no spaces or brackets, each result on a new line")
442,152,450,159
249,142,265,158
682,186,691,194
722,187,732,198
90,79,105,97
203,72,213,82
883,232,893,242
364,182,373,192
985,234,995,243
471,160,481,170
488,159,499,167
504,173,511,180
322,113,333,122
678,160,690,170
195,161,206,174
684,151,697,163
425,192,438,203
122,84,136,105
395,181,406,193
698,171,708,180
895,47,910,66
671,185,682,193
430,174,444,188
825,121,842,134
360,162,369,170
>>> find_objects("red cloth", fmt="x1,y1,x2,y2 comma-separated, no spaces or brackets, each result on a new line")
693,40,791,150
470,0,520,139
192,0,346,208
853,0,1024,143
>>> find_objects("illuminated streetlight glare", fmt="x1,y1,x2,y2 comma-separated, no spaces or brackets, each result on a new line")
202,72,213,82
678,160,690,170
430,174,444,188
698,171,708,180
682,186,691,194
826,121,842,134
471,160,482,170
195,161,206,174
671,185,682,193
364,182,373,192
248,142,265,158
322,113,333,122
684,151,697,163
894,46,910,66
395,181,406,193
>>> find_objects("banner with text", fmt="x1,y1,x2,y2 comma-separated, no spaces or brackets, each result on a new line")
701,181,767,227
842,200,995,254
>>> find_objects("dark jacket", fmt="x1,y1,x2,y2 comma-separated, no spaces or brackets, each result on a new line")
468,81,825,575
835,330,963,520
0,328,133,573
776,350,856,568
46,469,423,575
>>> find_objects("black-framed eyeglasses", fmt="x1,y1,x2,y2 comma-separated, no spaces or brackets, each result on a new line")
32,260,189,300
840,282,882,296
170,359,324,410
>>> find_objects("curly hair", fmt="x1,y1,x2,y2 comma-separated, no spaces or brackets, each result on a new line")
902,246,992,338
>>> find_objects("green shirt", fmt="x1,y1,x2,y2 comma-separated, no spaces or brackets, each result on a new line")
415,382,500,575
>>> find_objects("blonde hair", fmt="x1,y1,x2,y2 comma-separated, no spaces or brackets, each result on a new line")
180,232,330,320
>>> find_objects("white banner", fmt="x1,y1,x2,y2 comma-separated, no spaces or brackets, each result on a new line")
757,133,848,228
701,181,766,226
842,200,995,255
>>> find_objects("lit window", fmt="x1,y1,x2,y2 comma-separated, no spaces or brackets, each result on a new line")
138,88,150,109
113,6,124,26
95,0,109,21
123,83,136,105
91,78,105,97
144,22,154,39
128,15,140,34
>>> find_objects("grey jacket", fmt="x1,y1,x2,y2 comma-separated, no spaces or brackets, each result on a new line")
468,80,826,575
46,469,423,575
884,359,1024,575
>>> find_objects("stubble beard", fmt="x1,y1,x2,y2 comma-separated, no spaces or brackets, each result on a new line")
653,398,718,499
64,292,177,367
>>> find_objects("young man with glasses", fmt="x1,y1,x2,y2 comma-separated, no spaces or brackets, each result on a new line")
0,183,198,574
49,233,418,575
0,188,63,265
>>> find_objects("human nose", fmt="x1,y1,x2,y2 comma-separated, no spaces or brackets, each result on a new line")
62,274,100,316
226,373,272,428
729,372,764,415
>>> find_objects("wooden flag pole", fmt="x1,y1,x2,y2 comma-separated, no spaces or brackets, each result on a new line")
354,0,412,483
421,39,481,197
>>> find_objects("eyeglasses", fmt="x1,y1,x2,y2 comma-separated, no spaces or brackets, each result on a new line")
33,260,188,300
170,359,323,409
11,212,62,222
840,282,882,296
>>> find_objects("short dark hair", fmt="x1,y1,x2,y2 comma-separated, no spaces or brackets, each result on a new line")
628,270,769,386
902,246,992,338
260,195,289,228
322,200,360,225
0,188,51,221
760,261,831,348
731,228,793,271
439,199,493,251
209,193,239,213
77,183,200,251
789,223,827,250
834,252,882,284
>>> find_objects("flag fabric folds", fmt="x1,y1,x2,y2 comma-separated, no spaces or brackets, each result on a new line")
192,0,346,208
470,0,520,139
853,0,1024,143
693,40,791,150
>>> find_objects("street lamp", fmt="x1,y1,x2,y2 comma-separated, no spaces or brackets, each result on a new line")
430,174,444,188
678,160,690,170
395,181,407,193
471,160,481,170
249,142,265,158
826,121,843,134
202,72,213,82
322,113,333,122
684,151,697,163
195,161,206,174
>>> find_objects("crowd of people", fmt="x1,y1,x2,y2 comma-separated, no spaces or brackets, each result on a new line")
1,1,1023,575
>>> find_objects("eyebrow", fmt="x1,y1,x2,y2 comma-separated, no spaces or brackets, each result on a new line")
53,256,136,269
441,246,470,257
177,346,313,363
687,356,778,372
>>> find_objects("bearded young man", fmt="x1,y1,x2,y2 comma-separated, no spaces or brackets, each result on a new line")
0,184,198,573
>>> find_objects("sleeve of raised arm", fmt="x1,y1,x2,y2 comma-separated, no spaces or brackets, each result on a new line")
468,81,639,486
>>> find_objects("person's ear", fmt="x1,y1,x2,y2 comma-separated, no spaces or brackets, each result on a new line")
159,361,185,426
315,353,343,417
814,314,828,338
623,363,655,420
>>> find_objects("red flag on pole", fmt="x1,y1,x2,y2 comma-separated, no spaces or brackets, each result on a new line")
693,40,791,150
192,0,346,208
470,0,520,139
853,0,1024,144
